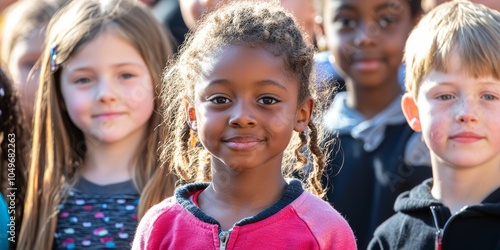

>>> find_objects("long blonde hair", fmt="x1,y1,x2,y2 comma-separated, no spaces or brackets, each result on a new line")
19,0,176,248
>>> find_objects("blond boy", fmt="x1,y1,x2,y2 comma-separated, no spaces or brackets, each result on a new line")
369,2,500,249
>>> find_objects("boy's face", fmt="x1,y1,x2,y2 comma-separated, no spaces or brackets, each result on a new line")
322,0,415,88
402,54,500,169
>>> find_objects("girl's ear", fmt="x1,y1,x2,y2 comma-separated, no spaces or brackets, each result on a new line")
294,98,314,132
185,102,198,131
401,93,422,132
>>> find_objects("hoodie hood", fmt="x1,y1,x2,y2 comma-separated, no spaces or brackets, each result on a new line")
394,178,441,213
394,178,500,216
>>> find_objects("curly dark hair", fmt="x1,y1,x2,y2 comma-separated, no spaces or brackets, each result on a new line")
160,0,333,197
0,68,28,249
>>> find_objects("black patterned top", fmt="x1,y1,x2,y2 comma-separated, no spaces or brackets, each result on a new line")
54,178,140,249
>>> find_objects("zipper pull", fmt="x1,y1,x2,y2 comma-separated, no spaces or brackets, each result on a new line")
435,229,442,250
219,230,230,250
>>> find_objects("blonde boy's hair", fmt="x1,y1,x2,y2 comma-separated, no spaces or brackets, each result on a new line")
405,1,500,99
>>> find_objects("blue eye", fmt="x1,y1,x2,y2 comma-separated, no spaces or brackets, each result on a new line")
75,78,91,84
120,73,134,79
482,94,498,101
258,97,278,105
437,94,454,100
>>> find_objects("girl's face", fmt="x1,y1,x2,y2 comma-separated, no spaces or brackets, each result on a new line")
404,53,500,170
8,30,44,120
187,45,311,172
323,0,415,88
60,30,154,145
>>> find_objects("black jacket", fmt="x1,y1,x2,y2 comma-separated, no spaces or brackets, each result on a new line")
368,178,500,250
322,123,432,249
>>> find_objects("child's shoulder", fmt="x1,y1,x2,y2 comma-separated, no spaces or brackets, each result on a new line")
140,196,180,224
292,191,346,223
291,192,357,249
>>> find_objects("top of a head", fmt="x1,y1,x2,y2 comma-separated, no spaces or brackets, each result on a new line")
0,0,67,65
45,0,171,76
174,0,315,102
404,0,500,99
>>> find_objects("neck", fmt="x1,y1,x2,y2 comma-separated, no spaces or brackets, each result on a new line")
80,130,146,185
345,78,401,119
209,170,287,208
431,156,500,214
198,162,287,230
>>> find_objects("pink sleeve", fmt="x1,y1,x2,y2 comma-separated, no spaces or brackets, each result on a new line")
131,198,176,250
292,193,357,250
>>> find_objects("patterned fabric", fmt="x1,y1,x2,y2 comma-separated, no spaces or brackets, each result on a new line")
54,178,140,249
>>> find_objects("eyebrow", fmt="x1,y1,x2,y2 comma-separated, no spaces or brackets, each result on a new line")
336,2,399,13
67,62,146,72
207,79,288,91
374,2,400,12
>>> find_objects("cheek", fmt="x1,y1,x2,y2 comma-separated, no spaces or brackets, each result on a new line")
126,84,154,109
269,112,295,135
61,89,91,128
421,112,448,149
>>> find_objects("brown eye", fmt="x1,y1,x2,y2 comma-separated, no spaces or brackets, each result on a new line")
258,96,278,105
209,96,230,104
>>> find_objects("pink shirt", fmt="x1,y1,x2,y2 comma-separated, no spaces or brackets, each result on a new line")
133,181,356,249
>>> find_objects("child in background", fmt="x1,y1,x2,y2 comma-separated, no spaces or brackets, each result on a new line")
280,0,319,46
18,0,177,248
369,2,500,249
318,0,432,248
133,1,356,249
1,0,68,122
0,68,29,249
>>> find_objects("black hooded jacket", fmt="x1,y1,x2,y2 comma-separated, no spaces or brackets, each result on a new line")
368,178,500,250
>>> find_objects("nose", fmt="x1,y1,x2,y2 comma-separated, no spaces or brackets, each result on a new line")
455,98,478,124
354,22,377,48
96,78,118,104
229,100,256,128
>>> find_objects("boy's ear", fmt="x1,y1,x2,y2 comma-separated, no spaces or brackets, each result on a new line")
185,102,198,131
401,93,422,132
294,98,314,132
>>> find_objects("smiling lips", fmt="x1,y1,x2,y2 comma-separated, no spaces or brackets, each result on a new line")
223,136,264,150
351,54,383,71
92,112,126,121
449,132,484,143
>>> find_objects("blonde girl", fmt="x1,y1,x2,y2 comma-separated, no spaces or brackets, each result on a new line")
19,0,176,248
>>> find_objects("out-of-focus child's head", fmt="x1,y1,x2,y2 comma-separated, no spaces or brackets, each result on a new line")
1,0,67,120
318,0,422,87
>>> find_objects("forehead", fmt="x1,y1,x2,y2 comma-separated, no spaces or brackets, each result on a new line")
198,45,295,88
325,0,411,14
201,45,286,76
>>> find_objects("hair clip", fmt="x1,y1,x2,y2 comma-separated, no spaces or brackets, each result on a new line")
50,45,58,72
0,87,3,116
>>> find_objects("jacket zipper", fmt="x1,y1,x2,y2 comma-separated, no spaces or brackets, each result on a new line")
219,229,232,250
430,206,443,250
431,205,468,250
